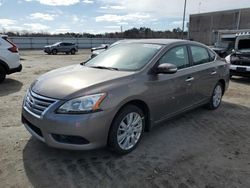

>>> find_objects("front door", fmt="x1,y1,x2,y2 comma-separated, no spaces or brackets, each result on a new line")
146,45,195,121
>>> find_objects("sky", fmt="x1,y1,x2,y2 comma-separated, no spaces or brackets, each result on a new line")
0,0,250,34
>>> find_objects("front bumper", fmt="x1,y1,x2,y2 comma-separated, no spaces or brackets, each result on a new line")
44,48,51,53
21,102,114,150
230,65,250,77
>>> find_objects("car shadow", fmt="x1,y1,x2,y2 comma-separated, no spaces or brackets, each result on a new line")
22,101,250,188
231,76,250,85
0,78,23,96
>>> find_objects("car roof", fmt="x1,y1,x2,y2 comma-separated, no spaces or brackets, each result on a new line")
116,39,204,46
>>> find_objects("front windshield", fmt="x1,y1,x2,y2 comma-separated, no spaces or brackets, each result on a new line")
85,43,162,71
238,39,250,52
53,42,61,46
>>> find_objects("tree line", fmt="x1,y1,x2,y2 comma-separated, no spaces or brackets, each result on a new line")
1,27,187,39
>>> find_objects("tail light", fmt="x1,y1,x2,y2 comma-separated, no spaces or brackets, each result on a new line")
8,45,18,53
3,37,18,53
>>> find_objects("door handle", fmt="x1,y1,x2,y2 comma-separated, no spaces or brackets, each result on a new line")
185,77,194,82
211,71,217,75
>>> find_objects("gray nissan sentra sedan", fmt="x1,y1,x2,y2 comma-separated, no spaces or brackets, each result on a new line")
22,39,230,154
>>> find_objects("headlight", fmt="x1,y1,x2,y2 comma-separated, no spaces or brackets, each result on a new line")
57,93,106,114
225,55,231,64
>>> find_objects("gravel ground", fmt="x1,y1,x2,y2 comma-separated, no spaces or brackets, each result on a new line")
0,50,250,188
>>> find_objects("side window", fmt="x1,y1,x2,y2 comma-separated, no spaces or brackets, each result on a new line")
159,46,189,69
190,46,210,65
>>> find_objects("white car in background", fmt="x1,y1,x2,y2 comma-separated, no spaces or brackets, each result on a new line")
0,35,22,83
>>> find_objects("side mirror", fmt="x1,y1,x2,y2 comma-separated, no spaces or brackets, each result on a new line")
155,63,177,74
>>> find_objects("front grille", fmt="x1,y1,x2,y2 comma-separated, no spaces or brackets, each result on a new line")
231,55,250,66
232,60,250,66
24,90,57,118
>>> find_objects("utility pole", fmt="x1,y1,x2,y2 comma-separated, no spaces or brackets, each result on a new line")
182,0,187,39
237,9,241,30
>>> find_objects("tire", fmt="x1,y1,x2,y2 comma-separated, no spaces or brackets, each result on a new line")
108,105,145,154
0,65,6,83
206,82,223,110
52,49,57,55
70,49,76,55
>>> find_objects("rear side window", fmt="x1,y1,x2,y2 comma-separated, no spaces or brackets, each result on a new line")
190,46,210,65
159,46,189,69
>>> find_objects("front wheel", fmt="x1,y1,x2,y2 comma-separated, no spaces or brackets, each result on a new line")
206,82,223,110
108,105,145,154
0,65,6,83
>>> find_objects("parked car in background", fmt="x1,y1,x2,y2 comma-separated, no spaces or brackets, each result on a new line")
22,39,229,154
0,35,22,83
44,42,78,55
225,32,250,77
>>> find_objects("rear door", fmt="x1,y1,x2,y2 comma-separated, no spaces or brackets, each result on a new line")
188,45,219,104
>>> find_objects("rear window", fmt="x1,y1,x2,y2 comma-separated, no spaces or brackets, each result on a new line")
3,37,16,46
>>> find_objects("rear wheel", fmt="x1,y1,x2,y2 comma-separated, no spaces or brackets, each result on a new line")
0,65,6,83
108,105,145,154
206,82,223,110
52,49,57,55
70,49,76,55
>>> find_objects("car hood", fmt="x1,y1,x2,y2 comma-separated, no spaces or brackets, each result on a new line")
211,47,227,52
32,64,134,99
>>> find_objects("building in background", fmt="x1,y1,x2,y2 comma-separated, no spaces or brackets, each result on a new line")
189,8,250,45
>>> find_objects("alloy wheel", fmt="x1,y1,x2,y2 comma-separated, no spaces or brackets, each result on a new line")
213,85,222,108
117,112,143,150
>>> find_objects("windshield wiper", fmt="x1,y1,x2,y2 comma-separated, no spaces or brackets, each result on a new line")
89,66,119,71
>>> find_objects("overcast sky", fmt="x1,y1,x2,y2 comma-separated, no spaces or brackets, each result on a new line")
0,0,250,34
